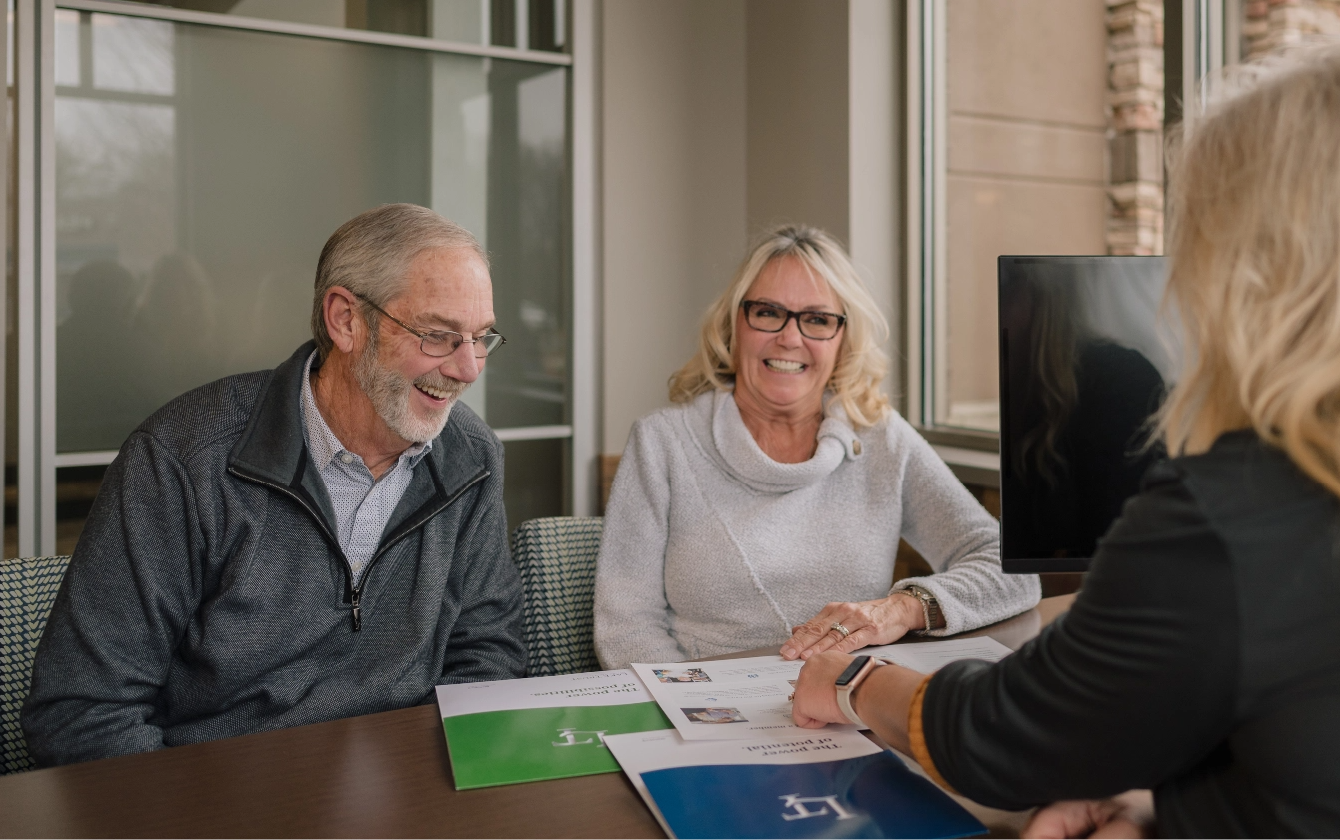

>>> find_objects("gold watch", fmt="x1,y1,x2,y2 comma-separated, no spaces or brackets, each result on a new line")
901,585,945,632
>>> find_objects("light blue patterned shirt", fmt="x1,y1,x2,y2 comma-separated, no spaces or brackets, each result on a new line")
300,351,433,585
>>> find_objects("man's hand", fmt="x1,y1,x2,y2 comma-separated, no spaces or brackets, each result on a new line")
781,594,924,660
790,650,856,728
1023,791,1155,839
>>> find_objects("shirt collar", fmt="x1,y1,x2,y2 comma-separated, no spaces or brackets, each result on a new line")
300,350,433,472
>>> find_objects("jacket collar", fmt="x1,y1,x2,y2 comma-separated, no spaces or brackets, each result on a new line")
228,341,490,547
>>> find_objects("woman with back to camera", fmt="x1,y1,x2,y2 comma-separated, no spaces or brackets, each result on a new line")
593,225,1039,670
790,49,1340,838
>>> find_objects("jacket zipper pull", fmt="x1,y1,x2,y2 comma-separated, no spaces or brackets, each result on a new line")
350,587,362,632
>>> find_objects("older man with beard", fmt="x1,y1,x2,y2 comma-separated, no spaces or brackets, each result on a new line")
22,204,526,767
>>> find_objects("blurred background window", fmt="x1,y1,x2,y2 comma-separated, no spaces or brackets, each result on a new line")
10,1,573,554
917,0,1135,437
121,0,568,52
912,0,1340,441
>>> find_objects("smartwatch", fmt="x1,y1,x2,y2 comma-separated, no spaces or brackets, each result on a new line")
835,655,884,729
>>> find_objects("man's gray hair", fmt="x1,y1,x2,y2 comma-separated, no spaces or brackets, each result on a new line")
311,203,487,359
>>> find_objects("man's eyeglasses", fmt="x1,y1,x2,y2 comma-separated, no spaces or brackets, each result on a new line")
352,292,506,358
740,300,846,340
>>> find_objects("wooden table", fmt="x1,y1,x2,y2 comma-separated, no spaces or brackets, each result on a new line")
0,595,1075,838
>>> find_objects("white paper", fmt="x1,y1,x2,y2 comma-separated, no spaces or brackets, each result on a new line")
604,728,882,837
861,636,1013,673
632,637,1012,741
631,658,850,741
606,727,882,774
434,669,653,718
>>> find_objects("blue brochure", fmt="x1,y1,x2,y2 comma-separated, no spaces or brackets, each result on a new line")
605,729,985,839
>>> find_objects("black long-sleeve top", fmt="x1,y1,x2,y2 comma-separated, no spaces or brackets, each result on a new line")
921,431,1340,837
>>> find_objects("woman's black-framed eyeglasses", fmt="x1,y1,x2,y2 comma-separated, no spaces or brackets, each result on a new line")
740,300,846,340
352,291,507,358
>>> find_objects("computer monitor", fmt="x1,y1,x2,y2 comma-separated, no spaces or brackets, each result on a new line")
998,255,1177,573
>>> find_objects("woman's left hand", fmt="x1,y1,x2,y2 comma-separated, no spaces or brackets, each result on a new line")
790,650,854,728
780,593,924,660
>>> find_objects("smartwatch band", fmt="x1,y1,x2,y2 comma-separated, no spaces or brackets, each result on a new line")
835,655,884,728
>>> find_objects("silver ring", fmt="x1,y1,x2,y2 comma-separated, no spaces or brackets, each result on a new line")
830,622,851,639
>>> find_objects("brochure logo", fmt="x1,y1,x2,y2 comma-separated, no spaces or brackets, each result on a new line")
779,794,855,822
552,728,609,748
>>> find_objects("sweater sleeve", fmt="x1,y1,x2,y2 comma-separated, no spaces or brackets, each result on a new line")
22,431,202,766
919,465,1239,808
890,414,1040,634
593,417,688,669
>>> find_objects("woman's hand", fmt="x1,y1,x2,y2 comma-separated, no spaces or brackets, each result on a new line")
789,650,855,728
780,593,924,660
1023,791,1154,839
792,651,927,752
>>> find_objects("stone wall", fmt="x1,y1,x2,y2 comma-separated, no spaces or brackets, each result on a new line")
1244,0,1340,60
1105,0,1164,256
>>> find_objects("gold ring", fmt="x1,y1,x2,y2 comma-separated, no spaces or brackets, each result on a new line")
830,622,850,639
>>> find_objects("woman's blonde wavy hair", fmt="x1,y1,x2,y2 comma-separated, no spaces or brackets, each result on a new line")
668,224,891,428
1158,47,1340,497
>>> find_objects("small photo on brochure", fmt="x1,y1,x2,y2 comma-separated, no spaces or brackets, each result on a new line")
681,707,748,724
652,668,712,684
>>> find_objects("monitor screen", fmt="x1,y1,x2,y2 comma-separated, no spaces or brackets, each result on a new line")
998,255,1177,573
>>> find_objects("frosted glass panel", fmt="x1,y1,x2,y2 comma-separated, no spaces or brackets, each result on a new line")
92,14,174,95
501,438,566,531
482,62,568,428
56,12,569,453
120,1,568,51
54,10,79,86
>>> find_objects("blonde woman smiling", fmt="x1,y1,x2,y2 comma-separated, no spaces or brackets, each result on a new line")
593,226,1039,669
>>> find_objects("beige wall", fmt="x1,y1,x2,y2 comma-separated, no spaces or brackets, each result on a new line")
599,0,897,456
601,0,748,455
943,0,1108,423
745,0,850,242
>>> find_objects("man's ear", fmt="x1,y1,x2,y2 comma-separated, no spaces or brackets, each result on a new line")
323,287,363,355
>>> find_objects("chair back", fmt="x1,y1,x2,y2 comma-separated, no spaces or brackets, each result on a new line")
1,555,71,775
511,517,603,677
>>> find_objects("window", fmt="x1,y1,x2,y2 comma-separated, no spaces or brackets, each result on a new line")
10,1,581,553
125,0,568,52
909,0,1125,440
908,1,1324,447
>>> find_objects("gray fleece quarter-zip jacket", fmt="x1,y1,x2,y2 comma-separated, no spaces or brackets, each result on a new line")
22,342,526,767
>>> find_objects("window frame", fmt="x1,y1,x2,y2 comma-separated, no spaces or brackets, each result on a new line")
11,0,598,554
901,0,1230,475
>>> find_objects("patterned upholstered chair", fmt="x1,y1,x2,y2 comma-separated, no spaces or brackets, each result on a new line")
511,516,603,677
1,555,71,775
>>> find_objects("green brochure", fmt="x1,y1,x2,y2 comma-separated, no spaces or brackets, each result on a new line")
435,670,673,790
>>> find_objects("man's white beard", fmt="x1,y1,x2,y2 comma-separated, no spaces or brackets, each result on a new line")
354,332,468,444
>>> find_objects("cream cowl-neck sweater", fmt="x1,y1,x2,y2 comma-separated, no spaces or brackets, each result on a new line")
593,390,1040,669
